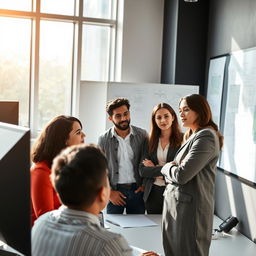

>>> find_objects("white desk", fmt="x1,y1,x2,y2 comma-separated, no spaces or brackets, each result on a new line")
210,216,256,256
106,214,256,256
107,214,163,255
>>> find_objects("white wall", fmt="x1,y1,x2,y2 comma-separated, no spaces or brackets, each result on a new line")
121,0,164,83
79,81,107,144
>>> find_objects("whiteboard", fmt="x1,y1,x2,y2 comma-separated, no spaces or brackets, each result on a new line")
207,56,228,128
79,82,199,144
219,48,256,183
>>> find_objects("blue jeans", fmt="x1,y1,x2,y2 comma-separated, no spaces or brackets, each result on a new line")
107,183,145,214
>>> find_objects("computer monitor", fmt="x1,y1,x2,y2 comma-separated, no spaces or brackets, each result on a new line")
0,122,31,256
0,102,19,125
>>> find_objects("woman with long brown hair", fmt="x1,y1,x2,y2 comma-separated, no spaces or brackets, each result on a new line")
161,94,223,256
139,103,183,214
31,115,85,224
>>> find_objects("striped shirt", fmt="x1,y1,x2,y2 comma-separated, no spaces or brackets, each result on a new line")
32,207,132,256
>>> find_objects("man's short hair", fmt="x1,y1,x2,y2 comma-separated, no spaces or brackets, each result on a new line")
51,144,108,208
106,97,130,116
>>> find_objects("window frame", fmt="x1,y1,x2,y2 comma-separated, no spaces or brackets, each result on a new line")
0,0,117,137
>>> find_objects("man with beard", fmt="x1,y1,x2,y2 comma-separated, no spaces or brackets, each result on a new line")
98,98,148,214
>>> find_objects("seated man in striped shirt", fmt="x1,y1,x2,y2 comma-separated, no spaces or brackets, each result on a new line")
32,144,158,256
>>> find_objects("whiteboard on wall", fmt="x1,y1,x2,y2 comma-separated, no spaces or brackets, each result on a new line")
219,48,256,184
79,82,199,144
206,56,228,128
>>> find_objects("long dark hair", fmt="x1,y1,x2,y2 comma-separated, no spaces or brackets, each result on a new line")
31,115,82,165
149,103,183,153
180,94,223,149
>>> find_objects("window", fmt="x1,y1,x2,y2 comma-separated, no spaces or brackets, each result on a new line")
0,0,32,11
0,0,117,135
38,20,73,129
84,0,112,19
41,0,75,16
0,17,31,127
81,24,111,81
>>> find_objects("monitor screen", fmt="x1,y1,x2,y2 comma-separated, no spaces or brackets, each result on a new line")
0,102,19,125
0,122,31,256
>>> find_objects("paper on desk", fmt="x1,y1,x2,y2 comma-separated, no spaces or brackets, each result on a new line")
105,214,158,228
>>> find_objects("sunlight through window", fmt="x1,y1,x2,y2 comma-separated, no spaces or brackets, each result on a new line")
0,0,117,133
84,0,112,19
39,20,73,129
81,24,110,81
41,0,75,16
0,17,30,126
0,0,32,11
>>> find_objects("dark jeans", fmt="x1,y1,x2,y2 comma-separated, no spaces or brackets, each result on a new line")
107,183,145,214
145,184,165,214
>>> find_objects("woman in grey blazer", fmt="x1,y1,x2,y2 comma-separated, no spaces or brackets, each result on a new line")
161,94,223,256
139,103,183,214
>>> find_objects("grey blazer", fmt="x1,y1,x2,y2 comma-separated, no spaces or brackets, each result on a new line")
161,128,220,256
139,145,179,202
98,125,148,189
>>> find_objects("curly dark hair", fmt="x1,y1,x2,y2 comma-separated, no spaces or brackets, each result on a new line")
106,97,130,116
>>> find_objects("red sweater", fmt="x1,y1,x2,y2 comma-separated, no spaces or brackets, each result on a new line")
31,161,61,225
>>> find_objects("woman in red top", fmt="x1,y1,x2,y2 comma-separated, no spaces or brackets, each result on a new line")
30,115,85,224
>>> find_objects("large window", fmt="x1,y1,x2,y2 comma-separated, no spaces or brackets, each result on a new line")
0,0,117,134
0,17,31,127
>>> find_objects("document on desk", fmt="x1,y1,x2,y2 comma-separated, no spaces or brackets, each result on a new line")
105,214,158,228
